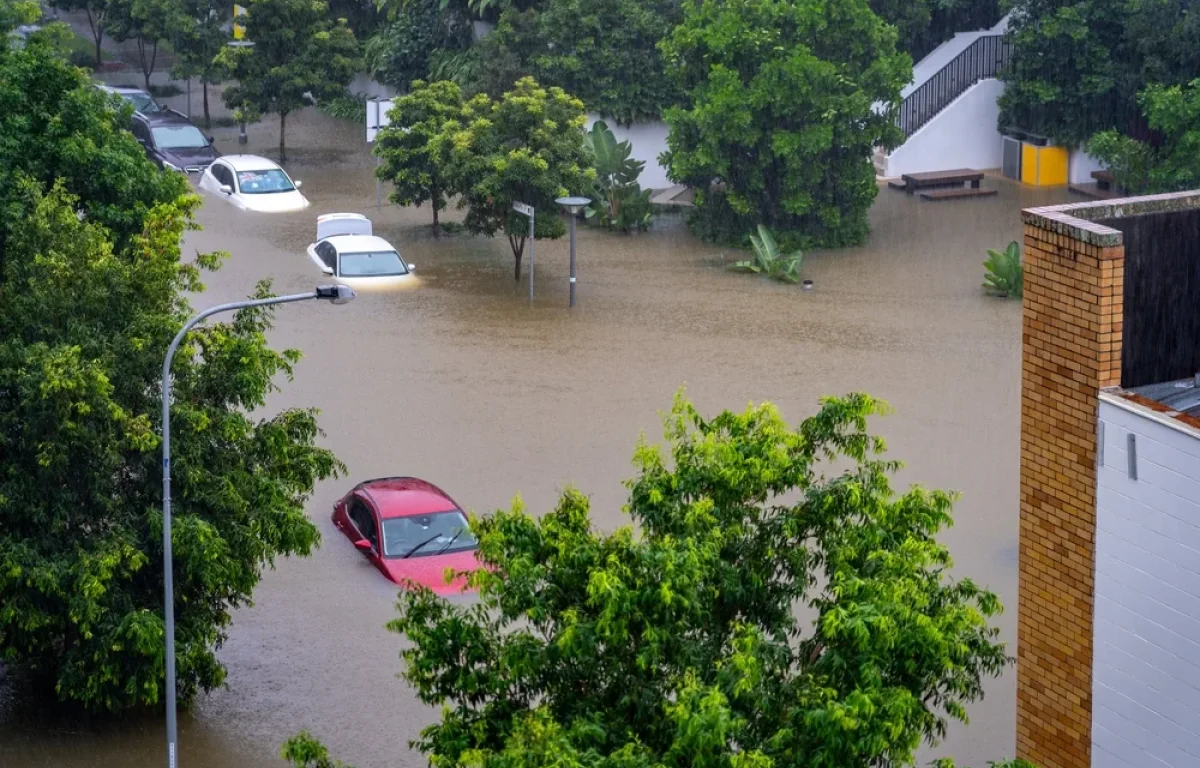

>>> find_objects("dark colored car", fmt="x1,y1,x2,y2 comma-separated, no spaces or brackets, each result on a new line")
130,109,219,175
332,477,483,594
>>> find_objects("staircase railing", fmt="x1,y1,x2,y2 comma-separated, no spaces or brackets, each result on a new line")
898,34,1012,139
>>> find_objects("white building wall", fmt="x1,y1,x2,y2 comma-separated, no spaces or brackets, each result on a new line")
1093,395,1200,768
1070,148,1107,185
902,14,1010,99
884,79,1004,177
587,115,671,190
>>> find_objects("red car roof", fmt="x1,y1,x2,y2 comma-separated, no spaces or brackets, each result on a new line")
358,477,460,519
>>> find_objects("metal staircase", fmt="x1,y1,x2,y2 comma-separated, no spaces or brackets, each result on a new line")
897,34,1012,139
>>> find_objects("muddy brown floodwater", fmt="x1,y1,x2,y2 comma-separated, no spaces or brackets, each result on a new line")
1,109,1074,768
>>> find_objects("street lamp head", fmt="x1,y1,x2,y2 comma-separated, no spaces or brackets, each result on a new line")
315,284,356,305
556,196,591,215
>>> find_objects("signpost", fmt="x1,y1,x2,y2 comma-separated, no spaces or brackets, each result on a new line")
512,202,535,302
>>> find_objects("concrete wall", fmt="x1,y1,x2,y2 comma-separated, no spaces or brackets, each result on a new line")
587,115,672,190
902,13,1010,98
884,79,1004,177
1093,396,1200,768
1070,148,1107,185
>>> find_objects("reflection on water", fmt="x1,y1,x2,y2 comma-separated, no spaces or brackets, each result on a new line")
1,108,1073,768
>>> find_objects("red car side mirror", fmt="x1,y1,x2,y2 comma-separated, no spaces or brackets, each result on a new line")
353,539,372,552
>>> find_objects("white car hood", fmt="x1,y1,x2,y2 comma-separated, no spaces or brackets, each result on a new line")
240,190,310,213
334,273,417,293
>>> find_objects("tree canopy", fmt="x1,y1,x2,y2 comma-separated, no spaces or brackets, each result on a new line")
286,392,1016,768
0,37,342,712
216,0,359,161
1089,79,1200,194
661,0,910,249
374,79,464,233
438,76,595,280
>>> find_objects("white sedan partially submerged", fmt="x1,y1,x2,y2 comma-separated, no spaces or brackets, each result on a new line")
198,154,309,213
306,213,416,292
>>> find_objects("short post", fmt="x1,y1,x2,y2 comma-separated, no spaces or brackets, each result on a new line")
555,197,591,308
376,155,382,209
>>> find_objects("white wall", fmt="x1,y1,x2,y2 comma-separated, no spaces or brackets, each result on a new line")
903,13,1010,98
1070,148,1107,185
588,115,672,190
884,78,1004,177
1093,395,1200,768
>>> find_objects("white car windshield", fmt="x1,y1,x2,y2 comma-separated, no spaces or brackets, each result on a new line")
382,510,477,558
338,250,409,277
236,169,294,194
152,125,207,149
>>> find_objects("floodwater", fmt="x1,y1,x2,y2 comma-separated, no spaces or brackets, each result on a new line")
1,108,1073,768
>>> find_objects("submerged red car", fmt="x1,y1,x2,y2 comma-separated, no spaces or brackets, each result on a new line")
331,477,482,594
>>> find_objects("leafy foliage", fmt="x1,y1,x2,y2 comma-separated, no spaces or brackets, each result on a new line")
317,88,367,123
282,732,356,768
1088,79,1200,195
0,42,342,712
869,0,1000,62
363,0,470,93
0,0,39,36
661,0,910,249
168,0,231,128
438,76,595,279
372,392,1010,768
49,0,110,65
583,120,652,233
982,241,1023,298
374,79,463,232
105,0,180,90
215,0,360,161
728,225,803,284
472,0,683,123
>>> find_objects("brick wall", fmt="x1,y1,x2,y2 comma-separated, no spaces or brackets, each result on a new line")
1017,206,1124,768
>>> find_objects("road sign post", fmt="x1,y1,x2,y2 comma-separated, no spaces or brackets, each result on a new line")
513,202,535,302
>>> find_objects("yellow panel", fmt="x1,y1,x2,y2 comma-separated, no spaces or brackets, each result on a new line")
233,5,247,40
1021,143,1038,185
1039,146,1069,186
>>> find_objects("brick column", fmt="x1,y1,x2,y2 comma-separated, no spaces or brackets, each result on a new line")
1017,208,1123,768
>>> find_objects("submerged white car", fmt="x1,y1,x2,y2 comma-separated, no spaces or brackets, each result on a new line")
198,155,309,213
306,213,416,292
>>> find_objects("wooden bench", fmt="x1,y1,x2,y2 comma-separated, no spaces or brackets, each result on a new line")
900,169,985,193
886,179,907,191
1092,170,1115,190
919,187,999,201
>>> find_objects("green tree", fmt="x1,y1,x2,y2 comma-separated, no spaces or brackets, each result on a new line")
998,0,1144,145
1089,79,1200,194
215,0,360,162
473,0,684,124
170,0,232,128
106,0,184,90
661,0,910,249
374,79,463,234
287,392,1014,768
363,0,470,93
869,0,1000,62
0,39,342,713
1,0,39,37
0,40,187,268
584,119,653,233
440,76,594,280
49,0,110,65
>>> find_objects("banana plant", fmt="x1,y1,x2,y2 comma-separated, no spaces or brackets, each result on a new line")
983,240,1023,298
583,120,653,233
728,225,803,284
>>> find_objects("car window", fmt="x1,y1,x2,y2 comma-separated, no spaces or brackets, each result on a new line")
317,243,336,269
338,251,409,278
131,121,151,144
348,499,379,550
151,125,208,150
212,164,233,188
129,93,161,113
235,169,294,194
382,510,476,558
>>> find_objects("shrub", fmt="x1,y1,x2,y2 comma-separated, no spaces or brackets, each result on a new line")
983,240,1023,298
728,225,803,283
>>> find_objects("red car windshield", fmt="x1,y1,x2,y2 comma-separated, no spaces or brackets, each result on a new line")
382,510,476,558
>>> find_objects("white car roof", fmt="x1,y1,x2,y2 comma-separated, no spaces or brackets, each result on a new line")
323,234,396,253
221,154,285,172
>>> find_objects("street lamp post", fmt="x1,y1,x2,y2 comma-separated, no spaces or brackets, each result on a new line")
161,285,354,768
555,197,590,307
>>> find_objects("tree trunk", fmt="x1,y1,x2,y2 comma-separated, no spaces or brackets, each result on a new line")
202,81,210,128
432,205,440,236
509,234,526,281
87,9,103,66
279,111,287,162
